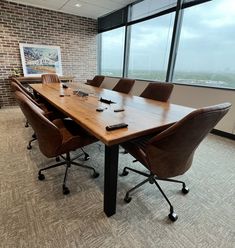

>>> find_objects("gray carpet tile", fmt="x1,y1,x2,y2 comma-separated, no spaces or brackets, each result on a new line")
0,107,234,248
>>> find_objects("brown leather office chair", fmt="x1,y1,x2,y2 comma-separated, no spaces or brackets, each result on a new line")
11,80,64,148
122,81,174,154
14,91,99,195
112,78,135,94
12,81,90,161
140,82,174,102
86,75,105,87
11,77,35,101
41,73,60,83
11,80,51,149
120,103,231,221
11,80,47,111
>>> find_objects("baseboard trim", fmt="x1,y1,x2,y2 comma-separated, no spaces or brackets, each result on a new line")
211,129,235,140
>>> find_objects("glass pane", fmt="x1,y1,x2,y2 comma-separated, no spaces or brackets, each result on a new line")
127,13,174,81
101,27,125,77
174,0,235,89
131,0,176,21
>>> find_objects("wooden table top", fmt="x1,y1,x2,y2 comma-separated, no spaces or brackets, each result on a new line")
30,83,194,146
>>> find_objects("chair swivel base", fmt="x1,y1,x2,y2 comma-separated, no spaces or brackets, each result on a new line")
121,166,189,222
38,152,99,195
124,192,178,221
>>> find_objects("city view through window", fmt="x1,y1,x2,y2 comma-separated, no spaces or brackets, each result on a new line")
101,27,125,77
128,13,174,81
174,0,235,89
100,0,235,90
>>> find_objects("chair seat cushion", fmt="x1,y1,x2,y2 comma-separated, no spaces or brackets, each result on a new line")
121,128,168,170
52,119,98,155
122,134,155,168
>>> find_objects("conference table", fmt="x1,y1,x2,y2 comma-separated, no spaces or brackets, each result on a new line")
30,82,194,217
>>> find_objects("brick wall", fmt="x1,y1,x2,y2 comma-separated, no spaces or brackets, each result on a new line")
0,0,97,106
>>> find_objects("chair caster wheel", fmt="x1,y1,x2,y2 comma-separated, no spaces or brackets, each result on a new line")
84,153,90,161
182,186,189,194
124,194,132,203
63,186,70,195
38,173,45,181
168,212,178,222
56,156,60,162
27,144,32,150
120,170,129,176
92,172,99,178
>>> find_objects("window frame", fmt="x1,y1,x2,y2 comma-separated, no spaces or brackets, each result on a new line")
98,0,235,91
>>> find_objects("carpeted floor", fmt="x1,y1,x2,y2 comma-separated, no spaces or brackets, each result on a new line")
0,107,234,248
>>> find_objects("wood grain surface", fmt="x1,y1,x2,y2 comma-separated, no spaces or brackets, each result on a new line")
30,83,194,146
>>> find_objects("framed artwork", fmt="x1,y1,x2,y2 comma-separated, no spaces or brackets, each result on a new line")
19,43,63,77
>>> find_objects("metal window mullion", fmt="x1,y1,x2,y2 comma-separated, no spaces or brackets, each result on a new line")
166,0,184,82
97,34,102,74
122,25,131,77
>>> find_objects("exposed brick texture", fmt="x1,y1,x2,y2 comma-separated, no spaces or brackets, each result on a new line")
0,0,97,106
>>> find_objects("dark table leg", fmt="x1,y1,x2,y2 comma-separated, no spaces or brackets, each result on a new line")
104,144,119,217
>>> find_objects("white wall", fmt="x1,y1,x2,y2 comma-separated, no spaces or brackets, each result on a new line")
170,84,235,134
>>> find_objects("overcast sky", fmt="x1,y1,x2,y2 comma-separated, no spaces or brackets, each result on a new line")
101,0,235,74
176,0,235,73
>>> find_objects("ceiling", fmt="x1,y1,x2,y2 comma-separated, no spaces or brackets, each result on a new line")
8,0,137,19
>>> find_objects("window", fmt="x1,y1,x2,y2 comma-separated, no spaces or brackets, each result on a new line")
100,27,125,77
174,0,235,89
130,0,176,21
127,13,174,81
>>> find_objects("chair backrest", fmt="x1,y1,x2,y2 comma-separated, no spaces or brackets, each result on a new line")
146,103,231,178
41,74,60,83
14,91,62,157
112,78,135,94
140,82,174,102
11,77,35,99
11,80,41,107
87,75,105,87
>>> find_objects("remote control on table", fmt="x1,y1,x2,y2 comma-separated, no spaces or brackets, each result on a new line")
114,109,124,112
106,123,128,131
96,107,107,112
